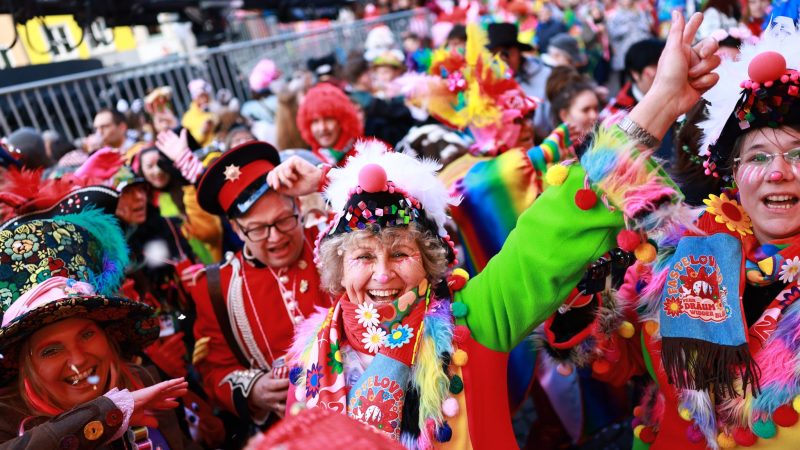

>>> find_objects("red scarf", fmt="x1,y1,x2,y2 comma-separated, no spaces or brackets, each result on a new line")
300,291,427,413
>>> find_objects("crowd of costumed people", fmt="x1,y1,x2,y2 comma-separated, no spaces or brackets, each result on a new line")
1,1,800,449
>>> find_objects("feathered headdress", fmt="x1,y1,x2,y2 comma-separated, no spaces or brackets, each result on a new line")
0,168,77,220
698,18,800,177
397,23,536,156
319,139,460,264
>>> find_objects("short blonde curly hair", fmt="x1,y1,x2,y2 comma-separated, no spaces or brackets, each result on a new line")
317,224,448,295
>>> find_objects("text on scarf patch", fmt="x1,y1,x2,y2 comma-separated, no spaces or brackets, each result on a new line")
664,254,731,323
349,375,405,438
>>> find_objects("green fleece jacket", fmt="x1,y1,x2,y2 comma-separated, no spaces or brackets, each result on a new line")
455,164,626,352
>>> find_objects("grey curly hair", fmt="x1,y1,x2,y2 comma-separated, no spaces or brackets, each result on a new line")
317,224,449,295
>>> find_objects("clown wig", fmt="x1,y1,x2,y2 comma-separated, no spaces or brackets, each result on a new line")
296,83,363,153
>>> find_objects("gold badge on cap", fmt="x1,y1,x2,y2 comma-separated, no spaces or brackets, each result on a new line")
224,164,242,182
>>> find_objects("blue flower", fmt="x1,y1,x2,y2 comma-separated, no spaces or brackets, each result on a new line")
385,324,414,349
305,363,324,398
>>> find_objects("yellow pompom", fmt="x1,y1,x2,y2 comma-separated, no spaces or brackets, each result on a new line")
617,321,635,339
451,268,470,282
290,401,307,416
678,407,692,421
717,432,736,449
452,349,469,367
793,395,800,413
633,425,645,438
634,242,657,263
545,164,569,186
644,321,659,336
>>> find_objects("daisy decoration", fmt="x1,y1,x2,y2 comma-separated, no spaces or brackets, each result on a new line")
779,256,800,284
355,303,381,327
361,326,386,353
385,324,414,349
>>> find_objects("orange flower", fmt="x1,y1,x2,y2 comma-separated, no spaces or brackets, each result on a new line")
664,297,683,317
703,193,753,236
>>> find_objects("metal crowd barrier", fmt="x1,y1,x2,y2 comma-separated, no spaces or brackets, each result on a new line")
0,8,428,143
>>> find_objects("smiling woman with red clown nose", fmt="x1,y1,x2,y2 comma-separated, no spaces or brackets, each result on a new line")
266,138,585,449
529,12,800,450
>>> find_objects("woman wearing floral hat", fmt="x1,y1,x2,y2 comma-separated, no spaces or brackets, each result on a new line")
0,211,196,449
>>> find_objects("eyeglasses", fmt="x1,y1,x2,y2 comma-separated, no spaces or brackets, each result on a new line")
734,148,800,167
236,214,299,242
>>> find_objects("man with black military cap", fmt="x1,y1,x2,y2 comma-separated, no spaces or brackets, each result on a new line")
189,141,331,429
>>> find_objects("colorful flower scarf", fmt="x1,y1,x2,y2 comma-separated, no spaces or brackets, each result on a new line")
294,285,429,433
659,191,800,397
744,236,800,286
290,282,457,447
742,234,800,353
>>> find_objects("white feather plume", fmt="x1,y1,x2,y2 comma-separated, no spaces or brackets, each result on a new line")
698,19,800,156
324,139,458,237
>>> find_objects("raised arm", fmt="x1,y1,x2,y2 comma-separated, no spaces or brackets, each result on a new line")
454,12,721,352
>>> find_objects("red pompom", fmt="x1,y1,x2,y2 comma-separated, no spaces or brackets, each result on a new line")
639,426,657,444
733,427,758,447
686,425,704,443
574,189,598,210
591,359,611,375
773,404,799,427
453,325,471,344
617,230,641,252
447,273,468,291
748,51,787,83
358,163,388,193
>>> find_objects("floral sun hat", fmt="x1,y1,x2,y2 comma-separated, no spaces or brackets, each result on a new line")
0,210,157,385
